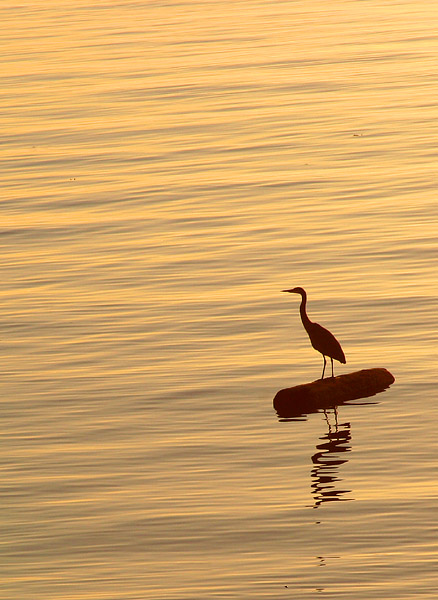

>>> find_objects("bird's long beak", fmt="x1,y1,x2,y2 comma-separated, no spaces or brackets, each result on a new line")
282,289,294,293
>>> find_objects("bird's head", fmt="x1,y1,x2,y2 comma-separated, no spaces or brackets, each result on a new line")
282,287,305,295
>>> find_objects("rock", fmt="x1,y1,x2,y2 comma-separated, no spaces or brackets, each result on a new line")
273,368,395,419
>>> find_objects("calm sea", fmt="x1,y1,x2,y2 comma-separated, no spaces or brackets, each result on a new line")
2,1,437,598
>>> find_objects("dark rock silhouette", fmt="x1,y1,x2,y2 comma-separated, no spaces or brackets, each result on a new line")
273,368,395,419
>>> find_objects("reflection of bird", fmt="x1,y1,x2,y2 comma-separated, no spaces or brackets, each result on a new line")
282,287,346,379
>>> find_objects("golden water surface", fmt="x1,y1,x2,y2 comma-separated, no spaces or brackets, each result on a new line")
3,1,438,599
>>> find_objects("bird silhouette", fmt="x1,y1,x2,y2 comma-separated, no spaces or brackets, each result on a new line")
282,287,346,379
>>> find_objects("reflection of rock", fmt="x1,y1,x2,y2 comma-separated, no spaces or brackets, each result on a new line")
311,419,352,508
274,368,394,419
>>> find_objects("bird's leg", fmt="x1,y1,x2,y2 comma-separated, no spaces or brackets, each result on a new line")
321,356,326,379
331,358,334,378
323,409,332,433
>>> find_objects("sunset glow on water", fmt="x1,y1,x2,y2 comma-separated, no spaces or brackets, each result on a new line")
3,2,438,598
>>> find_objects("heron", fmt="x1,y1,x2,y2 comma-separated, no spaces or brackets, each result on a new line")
282,287,346,379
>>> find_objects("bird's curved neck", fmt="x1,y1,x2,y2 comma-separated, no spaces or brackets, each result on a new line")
299,293,312,327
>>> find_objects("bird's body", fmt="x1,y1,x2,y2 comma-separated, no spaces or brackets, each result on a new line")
282,287,346,378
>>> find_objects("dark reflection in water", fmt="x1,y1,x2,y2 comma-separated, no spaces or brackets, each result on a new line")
310,408,352,508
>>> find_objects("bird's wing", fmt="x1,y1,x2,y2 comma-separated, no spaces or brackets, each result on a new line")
308,322,346,363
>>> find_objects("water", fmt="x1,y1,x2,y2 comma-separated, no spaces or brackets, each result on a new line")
2,1,438,598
